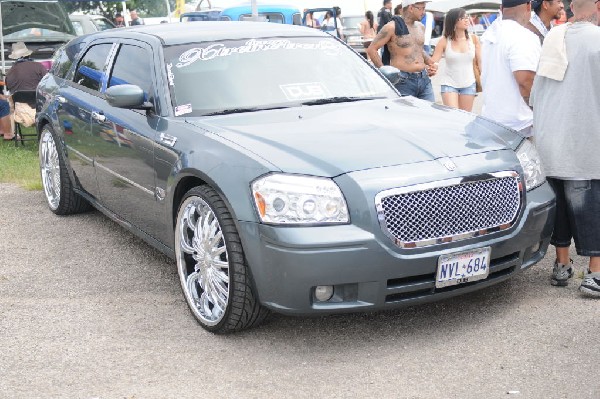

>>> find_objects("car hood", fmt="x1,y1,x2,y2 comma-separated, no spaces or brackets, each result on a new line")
187,97,520,177
1,0,75,37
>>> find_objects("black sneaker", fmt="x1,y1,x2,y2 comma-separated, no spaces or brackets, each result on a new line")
579,271,600,297
551,259,574,287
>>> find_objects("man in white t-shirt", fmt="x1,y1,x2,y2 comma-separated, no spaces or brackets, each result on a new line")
480,0,541,137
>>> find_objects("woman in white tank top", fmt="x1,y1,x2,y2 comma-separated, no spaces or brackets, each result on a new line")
430,8,482,112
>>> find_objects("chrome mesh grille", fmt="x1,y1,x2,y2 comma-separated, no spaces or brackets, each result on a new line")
379,176,521,245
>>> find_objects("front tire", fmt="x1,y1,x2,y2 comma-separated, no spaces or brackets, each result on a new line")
175,185,268,333
38,125,91,215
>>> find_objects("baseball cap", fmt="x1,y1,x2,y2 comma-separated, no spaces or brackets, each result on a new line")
403,0,432,7
502,0,531,7
530,0,543,9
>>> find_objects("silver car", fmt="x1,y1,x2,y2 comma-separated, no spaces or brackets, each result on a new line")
36,22,555,334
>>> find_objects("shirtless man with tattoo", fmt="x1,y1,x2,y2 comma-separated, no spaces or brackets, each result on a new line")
366,0,437,101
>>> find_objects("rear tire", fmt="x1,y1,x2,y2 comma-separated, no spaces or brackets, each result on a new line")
175,185,268,333
39,125,91,215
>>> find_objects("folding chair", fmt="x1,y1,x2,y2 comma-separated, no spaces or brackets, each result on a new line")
11,90,37,146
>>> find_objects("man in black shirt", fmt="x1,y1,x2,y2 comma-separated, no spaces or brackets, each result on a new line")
377,0,393,32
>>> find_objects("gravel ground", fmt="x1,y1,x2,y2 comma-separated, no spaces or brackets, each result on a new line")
0,183,598,399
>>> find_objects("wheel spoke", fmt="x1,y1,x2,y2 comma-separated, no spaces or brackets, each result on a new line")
179,211,196,255
209,271,229,297
208,230,223,249
211,259,229,271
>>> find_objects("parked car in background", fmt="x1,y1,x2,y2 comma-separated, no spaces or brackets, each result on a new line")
1,0,75,73
428,1,500,50
69,14,116,36
180,9,222,22
341,15,367,57
219,3,301,24
37,21,554,334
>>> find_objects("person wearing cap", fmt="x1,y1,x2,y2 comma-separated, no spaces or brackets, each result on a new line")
377,0,393,33
4,41,47,94
479,0,541,138
525,0,565,43
367,0,438,101
529,0,600,297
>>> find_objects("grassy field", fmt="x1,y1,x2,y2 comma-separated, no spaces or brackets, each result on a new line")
0,127,41,190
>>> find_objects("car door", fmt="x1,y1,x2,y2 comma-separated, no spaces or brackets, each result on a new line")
56,42,114,201
92,40,161,235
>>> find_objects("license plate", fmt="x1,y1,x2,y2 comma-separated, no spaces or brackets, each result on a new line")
436,247,491,288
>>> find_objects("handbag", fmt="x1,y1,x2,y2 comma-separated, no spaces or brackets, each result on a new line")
472,35,482,93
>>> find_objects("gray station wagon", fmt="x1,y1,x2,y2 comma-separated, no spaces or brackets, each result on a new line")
36,22,555,333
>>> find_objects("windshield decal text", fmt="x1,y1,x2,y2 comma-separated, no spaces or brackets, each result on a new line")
176,39,338,68
175,103,192,116
280,83,330,101
166,63,175,86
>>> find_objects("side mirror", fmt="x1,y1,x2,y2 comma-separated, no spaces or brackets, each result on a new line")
379,65,401,85
105,84,152,110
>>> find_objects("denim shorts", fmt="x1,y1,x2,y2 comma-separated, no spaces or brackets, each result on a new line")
440,83,477,96
0,99,9,118
547,178,600,256
394,69,435,102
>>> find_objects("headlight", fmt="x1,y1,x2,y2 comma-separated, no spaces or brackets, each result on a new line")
516,139,545,191
252,174,349,225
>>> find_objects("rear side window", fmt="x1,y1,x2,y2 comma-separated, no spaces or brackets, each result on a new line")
73,43,113,92
50,47,73,79
93,18,115,31
71,21,84,36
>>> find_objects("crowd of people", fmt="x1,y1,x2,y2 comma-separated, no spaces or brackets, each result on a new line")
366,0,600,297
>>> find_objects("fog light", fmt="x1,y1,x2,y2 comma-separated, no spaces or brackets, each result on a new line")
314,285,334,302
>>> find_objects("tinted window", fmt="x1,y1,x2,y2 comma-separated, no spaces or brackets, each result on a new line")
73,43,112,91
108,44,153,102
240,12,283,23
51,46,73,79
292,13,301,25
71,21,84,36
92,18,115,31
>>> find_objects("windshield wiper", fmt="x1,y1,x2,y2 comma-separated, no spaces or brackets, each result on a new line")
301,96,381,106
203,106,289,116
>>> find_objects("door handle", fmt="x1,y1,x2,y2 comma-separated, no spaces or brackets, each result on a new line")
56,95,67,104
91,111,106,122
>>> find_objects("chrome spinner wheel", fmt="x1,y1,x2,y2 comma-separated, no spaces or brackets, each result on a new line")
39,127,61,211
176,194,230,327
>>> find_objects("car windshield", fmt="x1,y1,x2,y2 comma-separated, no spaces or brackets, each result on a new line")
342,17,363,32
4,28,73,42
163,36,396,117
92,18,115,31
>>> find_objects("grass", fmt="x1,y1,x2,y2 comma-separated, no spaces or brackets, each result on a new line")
0,126,42,191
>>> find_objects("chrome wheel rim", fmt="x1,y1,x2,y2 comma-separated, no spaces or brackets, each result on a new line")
176,196,230,326
39,128,61,210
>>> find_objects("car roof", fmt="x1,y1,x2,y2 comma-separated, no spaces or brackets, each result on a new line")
91,21,327,45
